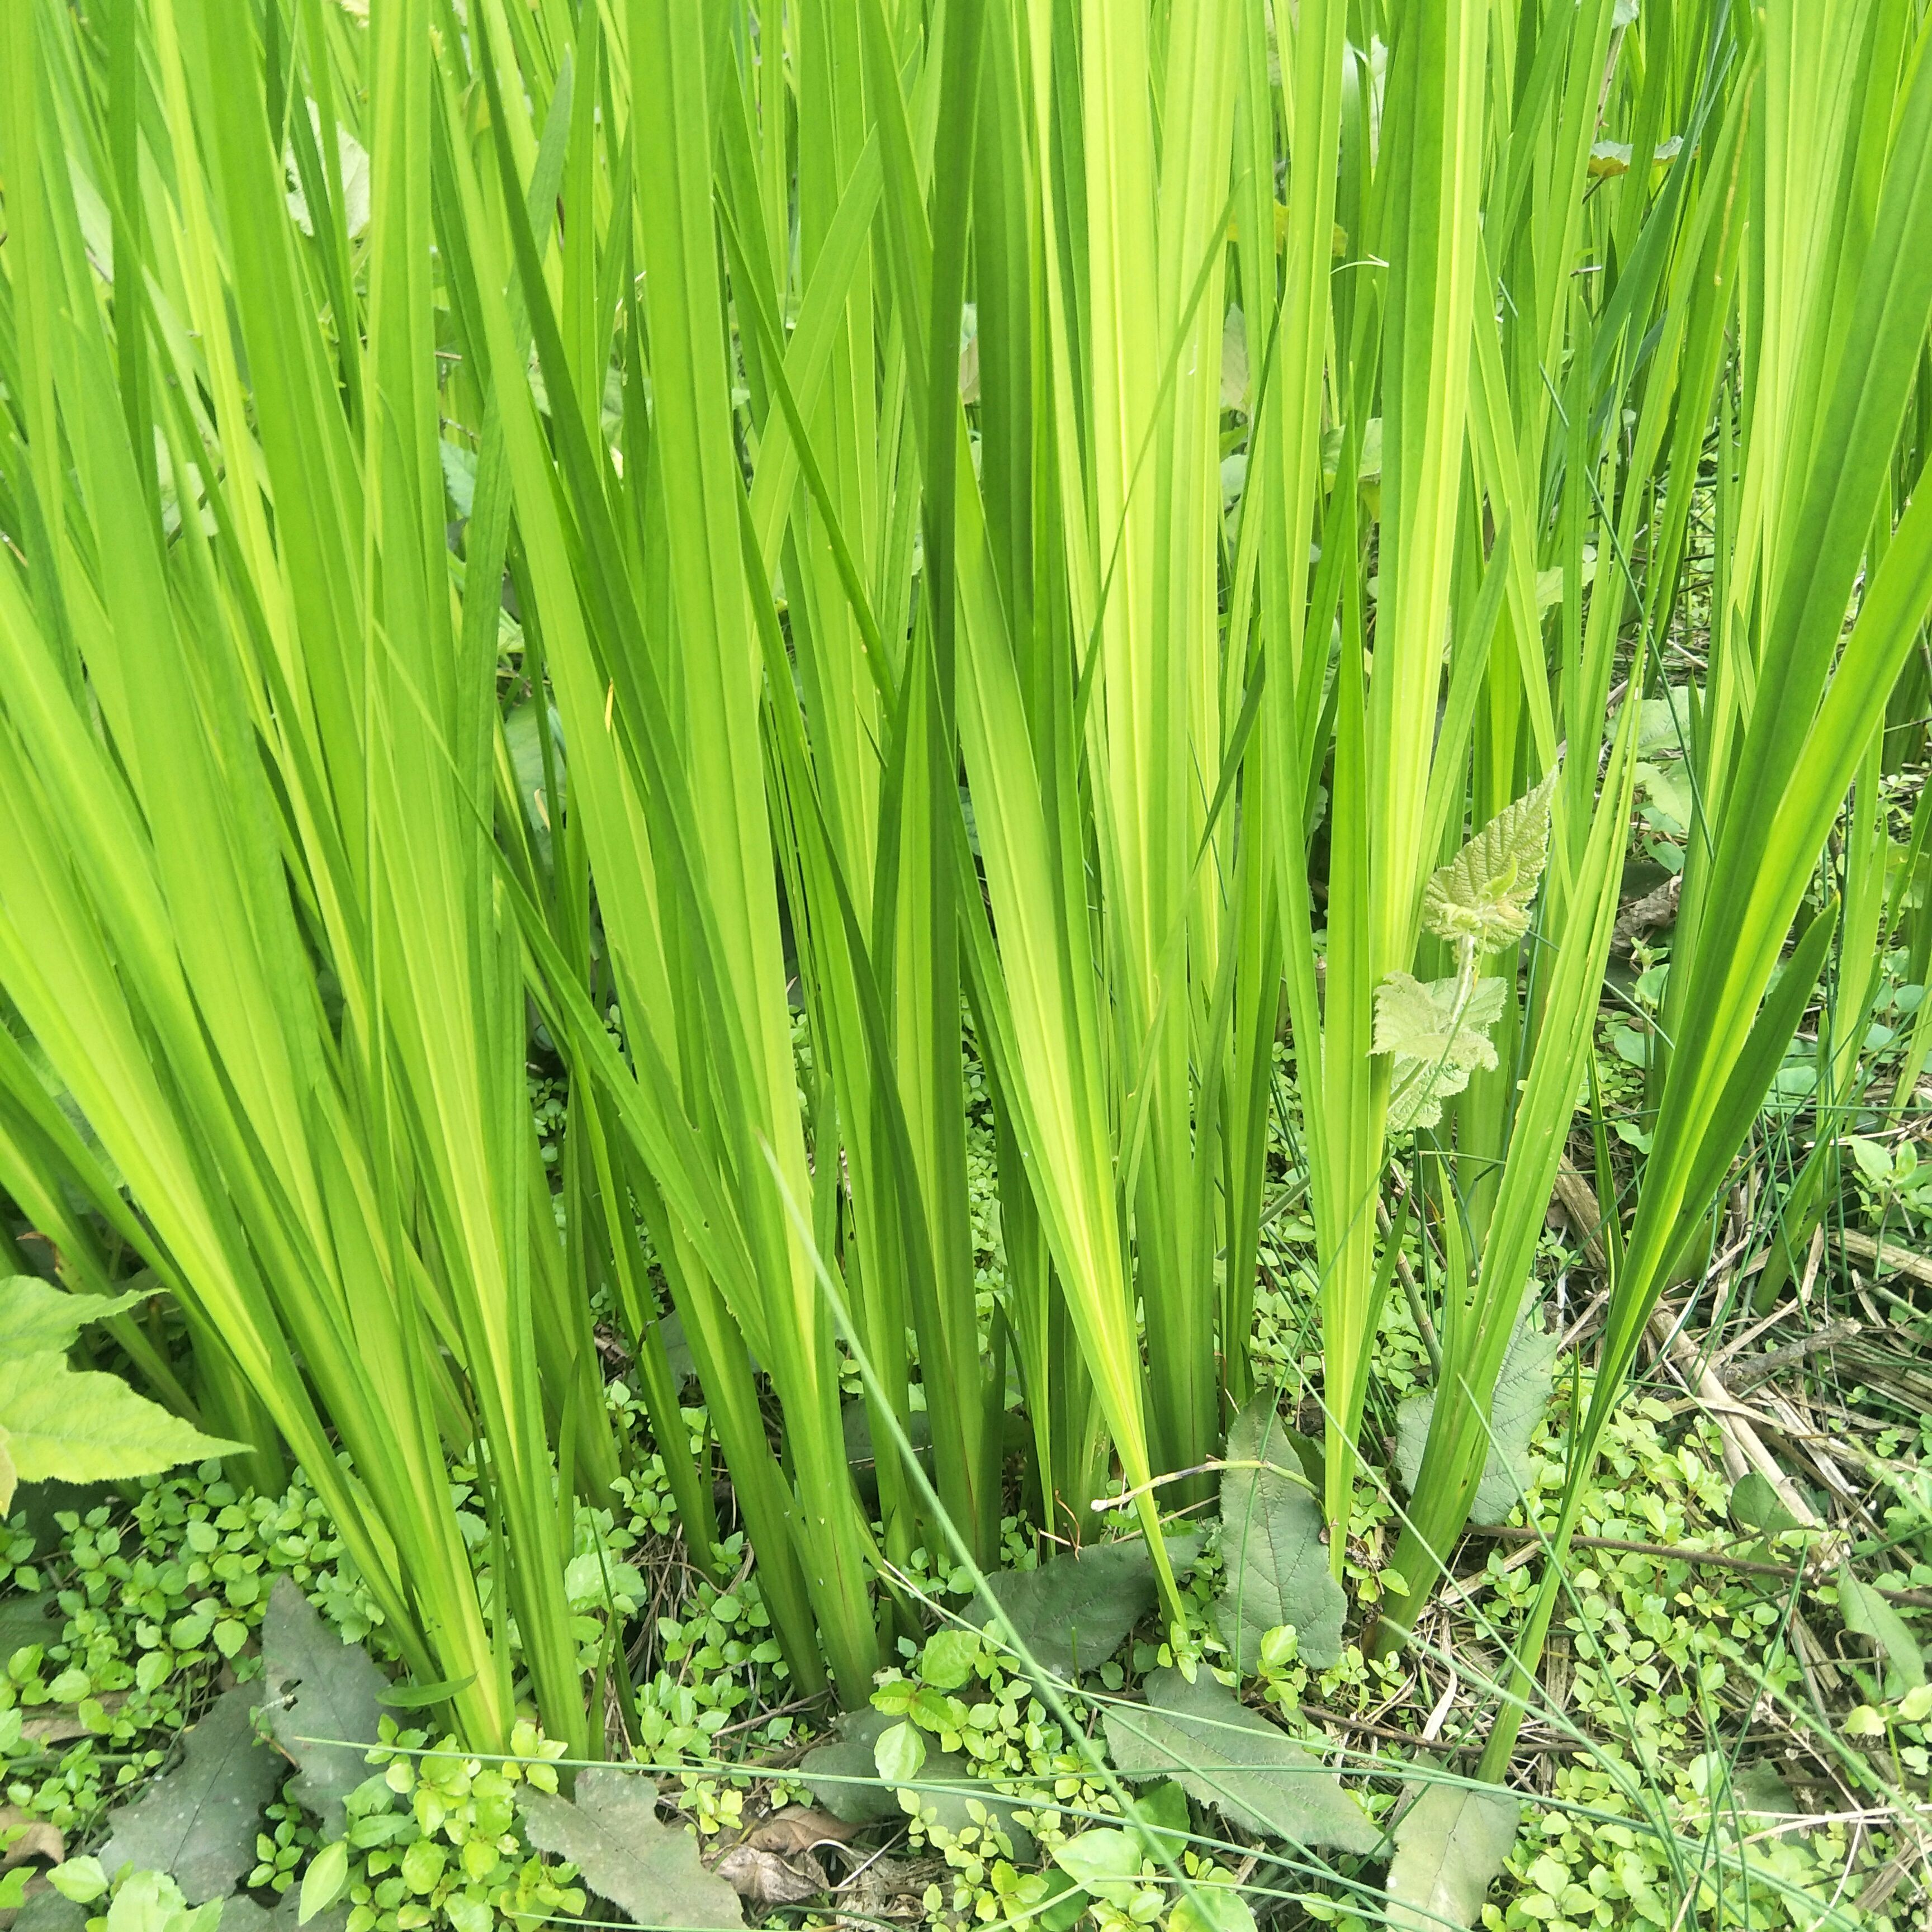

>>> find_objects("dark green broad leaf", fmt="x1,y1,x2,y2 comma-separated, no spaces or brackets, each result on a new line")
1385,1782,1519,1931
261,1579,387,1838
1213,1393,1343,1672
801,1708,1034,1854
519,1767,744,1930
1395,1310,1558,1525
1839,1565,1926,1693
1729,1763,1802,1818
800,1707,903,1825
0,1589,58,1669
97,1687,280,1904
972,1533,1204,1680
10,1890,90,1932
1729,1471,1801,1536
1102,1668,1376,1854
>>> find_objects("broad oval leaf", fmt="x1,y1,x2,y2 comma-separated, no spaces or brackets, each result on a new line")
1395,1310,1557,1526
1386,1782,1521,1932
1839,1565,1926,1693
1213,1393,1344,1672
972,1533,1204,1680
799,1709,902,1825
1102,1668,1377,1853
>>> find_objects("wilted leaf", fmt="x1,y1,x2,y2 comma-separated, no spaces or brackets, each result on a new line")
1422,774,1557,955
1386,1782,1519,1932
747,1808,858,1857
1102,1668,1376,1853
1839,1567,1926,1693
96,1688,280,1904
1395,1308,1557,1524
0,1355,243,1514
714,1844,826,1912
519,1768,743,1930
0,1278,144,1357
261,1580,386,1838
973,1534,1204,1680
1375,975,1507,1133
1,1806,62,1869
1213,1394,1343,1672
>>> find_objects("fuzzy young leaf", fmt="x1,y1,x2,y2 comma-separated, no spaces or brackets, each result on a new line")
1375,976,1507,1133
1213,1394,1343,1671
1386,1783,1521,1932
1422,773,1556,954
519,1768,743,1930
972,1533,1204,1680
1396,1309,1557,1524
1102,1668,1376,1853
0,1355,243,1514
96,1687,280,1904
262,1580,387,1838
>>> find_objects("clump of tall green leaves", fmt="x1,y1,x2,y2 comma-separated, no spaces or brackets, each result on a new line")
4,0,1932,1806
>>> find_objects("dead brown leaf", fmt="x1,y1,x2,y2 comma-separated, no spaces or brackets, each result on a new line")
749,1806,860,1855
0,1809,63,1869
715,1844,827,1911
18,1693,125,1746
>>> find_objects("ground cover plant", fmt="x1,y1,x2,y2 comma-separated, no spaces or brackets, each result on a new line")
4,0,1932,1926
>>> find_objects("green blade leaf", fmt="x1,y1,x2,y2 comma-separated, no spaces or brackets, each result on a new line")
1102,1667,1377,1853
1386,1782,1521,1932
1213,1394,1344,1671
96,1687,280,1904
518,1767,744,1930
